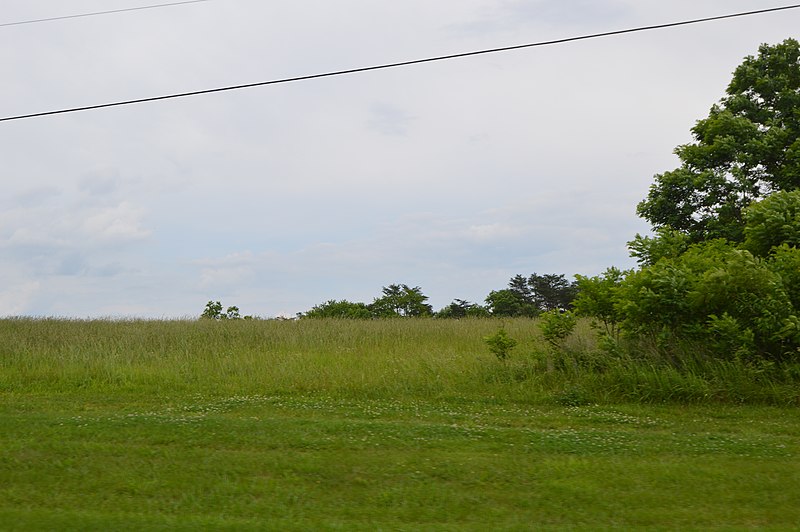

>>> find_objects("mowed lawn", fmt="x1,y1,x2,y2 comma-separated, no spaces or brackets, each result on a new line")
1,319,799,529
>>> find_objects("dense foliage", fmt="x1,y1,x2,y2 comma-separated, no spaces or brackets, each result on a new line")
577,39,800,365
743,189,800,256
304,299,373,319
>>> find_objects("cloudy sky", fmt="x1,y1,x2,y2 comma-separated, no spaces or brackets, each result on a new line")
1,0,798,318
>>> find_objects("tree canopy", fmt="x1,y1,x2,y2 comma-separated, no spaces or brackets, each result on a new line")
743,189,800,257
484,273,578,316
637,38,800,243
369,284,433,318
304,299,372,319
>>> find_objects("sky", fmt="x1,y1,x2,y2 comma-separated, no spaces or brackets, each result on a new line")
1,0,798,318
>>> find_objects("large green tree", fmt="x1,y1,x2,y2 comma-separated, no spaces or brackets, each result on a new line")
637,38,800,242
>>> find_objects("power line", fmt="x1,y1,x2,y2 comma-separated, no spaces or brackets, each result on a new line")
2,3,799,123
0,0,212,28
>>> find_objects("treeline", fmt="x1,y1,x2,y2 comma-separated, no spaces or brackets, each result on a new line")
201,273,580,321
302,274,578,320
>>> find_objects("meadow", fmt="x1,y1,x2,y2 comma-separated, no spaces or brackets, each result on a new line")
1,317,799,529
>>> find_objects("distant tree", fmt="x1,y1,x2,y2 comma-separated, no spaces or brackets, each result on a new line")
486,273,578,316
370,284,433,318
303,299,372,319
508,274,534,304
528,273,579,311
436,299,489,318
200,300,246,320
485,289,537,317
637,38,800,243
201,300,223,320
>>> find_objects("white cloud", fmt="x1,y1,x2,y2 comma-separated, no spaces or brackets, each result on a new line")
195,251,258,289
82,202,151,241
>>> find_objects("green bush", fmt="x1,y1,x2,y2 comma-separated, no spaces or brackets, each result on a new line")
617,240,797,361
303,300,373,319
539,310,577,350
573,267,626,340
483,327,517,360
744,190,800,257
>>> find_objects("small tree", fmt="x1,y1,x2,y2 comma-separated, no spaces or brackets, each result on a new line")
573,267,627,340
539,310,577,350
484,327,517,360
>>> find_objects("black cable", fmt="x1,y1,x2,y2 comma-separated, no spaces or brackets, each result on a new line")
2,4,799,123
0,0,212,28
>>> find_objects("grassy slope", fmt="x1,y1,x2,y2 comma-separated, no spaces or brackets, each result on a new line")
1,318,799,529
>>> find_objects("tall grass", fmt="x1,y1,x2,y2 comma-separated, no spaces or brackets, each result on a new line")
1,317,797,405
1,318,498,399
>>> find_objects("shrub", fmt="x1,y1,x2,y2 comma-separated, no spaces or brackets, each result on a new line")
573,267,627,340
618,240,797,361
484,327,517,360
539,310,577,350
303,300,372,319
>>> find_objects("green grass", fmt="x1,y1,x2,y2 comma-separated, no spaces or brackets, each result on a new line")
1,318,799,529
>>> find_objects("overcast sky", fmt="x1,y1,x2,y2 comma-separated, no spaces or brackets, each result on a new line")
1,0,798,318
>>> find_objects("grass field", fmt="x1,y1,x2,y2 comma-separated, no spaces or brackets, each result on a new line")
1,318,799,529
